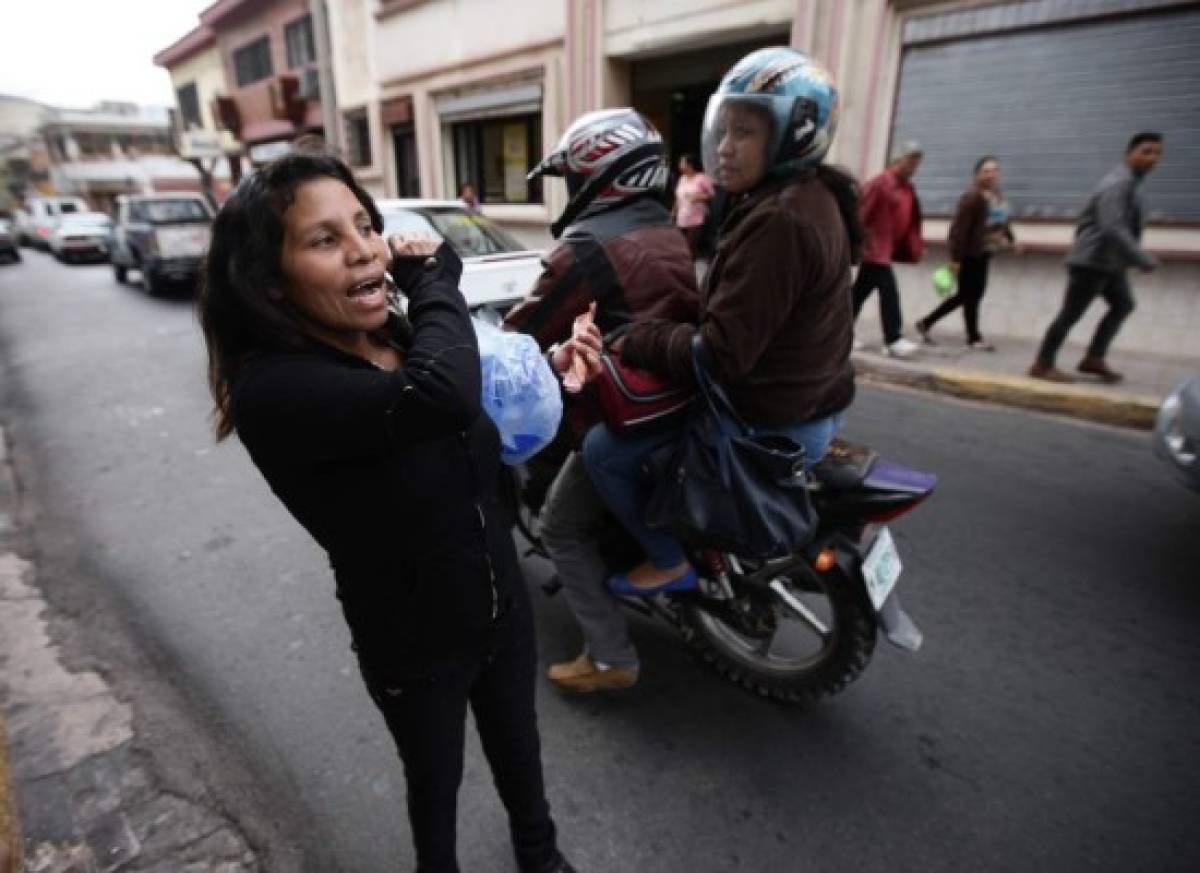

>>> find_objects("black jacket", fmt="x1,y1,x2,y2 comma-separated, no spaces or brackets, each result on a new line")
232,245,523,680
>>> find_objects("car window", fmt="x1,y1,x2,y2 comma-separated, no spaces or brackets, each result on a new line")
138,200,210,224
423,209,523,257
379,206,527,259
59,203,80,214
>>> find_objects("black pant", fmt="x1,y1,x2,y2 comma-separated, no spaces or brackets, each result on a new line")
1035,266,1136,367
920,254,990,343
361,590,560,873
852,263,903,344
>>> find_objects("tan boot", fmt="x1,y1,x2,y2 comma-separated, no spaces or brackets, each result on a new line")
547,653,638,693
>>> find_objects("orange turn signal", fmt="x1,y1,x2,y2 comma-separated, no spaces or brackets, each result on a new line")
814,548,837,573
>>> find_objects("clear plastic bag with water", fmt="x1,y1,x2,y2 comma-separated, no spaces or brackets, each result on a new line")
473,318,563,465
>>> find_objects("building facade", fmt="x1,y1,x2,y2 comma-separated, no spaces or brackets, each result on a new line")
153,22,246,195
36,103,209,215
200,0,328,165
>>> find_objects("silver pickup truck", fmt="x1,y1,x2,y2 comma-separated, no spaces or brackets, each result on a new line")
111,193,213,296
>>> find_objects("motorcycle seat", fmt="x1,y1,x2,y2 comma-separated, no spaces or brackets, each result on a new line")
811,438,878,492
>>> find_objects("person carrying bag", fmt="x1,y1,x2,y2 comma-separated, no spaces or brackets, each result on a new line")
581,47,860,598
643,335,817,559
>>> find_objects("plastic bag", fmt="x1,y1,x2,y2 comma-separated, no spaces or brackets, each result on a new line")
473,318,563,465
931,264,955,298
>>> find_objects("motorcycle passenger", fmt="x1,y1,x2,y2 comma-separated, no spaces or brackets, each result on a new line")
504,108,700,692
582,47,862,595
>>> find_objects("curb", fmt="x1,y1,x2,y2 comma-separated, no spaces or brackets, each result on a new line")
854,356,1160,430
0,426,20,873
1,717,19,873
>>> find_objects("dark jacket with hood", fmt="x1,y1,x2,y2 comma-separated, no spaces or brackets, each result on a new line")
232,245,523,684
621,170,855,426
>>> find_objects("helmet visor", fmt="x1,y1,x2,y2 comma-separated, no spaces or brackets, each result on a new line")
700,95,786,193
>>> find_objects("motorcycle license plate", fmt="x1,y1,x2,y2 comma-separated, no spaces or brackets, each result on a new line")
862,526,902,610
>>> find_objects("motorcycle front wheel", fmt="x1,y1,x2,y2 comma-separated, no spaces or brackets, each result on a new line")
679,565,877,704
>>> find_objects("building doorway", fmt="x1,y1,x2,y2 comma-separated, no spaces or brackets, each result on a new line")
629,35,787,169
391,124,419,197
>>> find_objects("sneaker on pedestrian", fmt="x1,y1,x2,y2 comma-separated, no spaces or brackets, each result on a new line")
1077,356,1123,384
547,653,637,693
884,337,919,358
1028,362,1075,383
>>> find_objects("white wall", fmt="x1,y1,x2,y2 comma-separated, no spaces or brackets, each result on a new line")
604,0,792,57
374,0,564,86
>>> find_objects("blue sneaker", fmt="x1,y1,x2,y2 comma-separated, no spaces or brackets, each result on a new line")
607,567,698,597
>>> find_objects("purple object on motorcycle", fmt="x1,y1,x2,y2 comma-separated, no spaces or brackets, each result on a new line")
862,461,937,494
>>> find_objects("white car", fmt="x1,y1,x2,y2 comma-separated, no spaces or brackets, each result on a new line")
15,196,89,249
375,199,543,314
49,211,114,263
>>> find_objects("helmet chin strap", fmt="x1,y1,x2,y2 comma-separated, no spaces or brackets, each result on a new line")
550,143,663,238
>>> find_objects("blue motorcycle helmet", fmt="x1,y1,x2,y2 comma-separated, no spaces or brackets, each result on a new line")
701,47,840,188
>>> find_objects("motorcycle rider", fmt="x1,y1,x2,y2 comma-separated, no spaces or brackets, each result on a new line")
504,108,699,692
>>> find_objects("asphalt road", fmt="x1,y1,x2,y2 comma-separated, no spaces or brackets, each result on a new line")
2,250,1198,873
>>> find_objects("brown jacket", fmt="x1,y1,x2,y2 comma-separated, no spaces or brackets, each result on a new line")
622,171,855,426
948,187,1014,261
503,197,699,348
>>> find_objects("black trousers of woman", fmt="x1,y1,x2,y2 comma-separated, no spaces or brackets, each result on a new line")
851,263,903,344
361,587,562,873
919,254,991,343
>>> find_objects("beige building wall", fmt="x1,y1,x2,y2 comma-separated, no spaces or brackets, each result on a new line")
165,45,241,155
327,0,385,195
373,0,566,239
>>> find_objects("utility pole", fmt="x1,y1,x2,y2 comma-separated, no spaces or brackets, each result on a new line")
309,0,341,155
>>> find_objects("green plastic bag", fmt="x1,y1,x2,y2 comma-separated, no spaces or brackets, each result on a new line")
932,264,955,298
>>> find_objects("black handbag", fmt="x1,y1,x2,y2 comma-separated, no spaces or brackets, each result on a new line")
643,336,818,560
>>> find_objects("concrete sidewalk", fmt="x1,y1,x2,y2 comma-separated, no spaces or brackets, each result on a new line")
851,326,1197,429
0,424,258,873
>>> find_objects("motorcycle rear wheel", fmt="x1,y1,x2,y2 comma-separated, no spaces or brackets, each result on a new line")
679,567,876,704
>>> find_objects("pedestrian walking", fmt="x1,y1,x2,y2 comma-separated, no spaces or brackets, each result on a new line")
197,153,575,873
1029,132,1163,383
916,156,1015,350
852,141,925,357
672,153,715,258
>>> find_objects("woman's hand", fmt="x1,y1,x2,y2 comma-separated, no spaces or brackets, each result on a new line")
388,233,444,292
388,232,440,258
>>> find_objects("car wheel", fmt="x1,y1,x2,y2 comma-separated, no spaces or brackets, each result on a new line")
113,262,126,284
145,268,169,297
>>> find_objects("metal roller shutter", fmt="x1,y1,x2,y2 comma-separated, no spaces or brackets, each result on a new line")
889,2,1200,221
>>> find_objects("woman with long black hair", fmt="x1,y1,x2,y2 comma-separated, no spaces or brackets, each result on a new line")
197,152,574,873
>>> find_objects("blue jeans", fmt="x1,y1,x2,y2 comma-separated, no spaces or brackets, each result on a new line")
582,413,842,569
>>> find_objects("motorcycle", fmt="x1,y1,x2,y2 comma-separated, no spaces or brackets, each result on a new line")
510,438,935,704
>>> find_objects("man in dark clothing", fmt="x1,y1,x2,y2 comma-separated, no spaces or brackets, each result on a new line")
1030,132,1164,384
851,141,925,358
504,108,699,693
